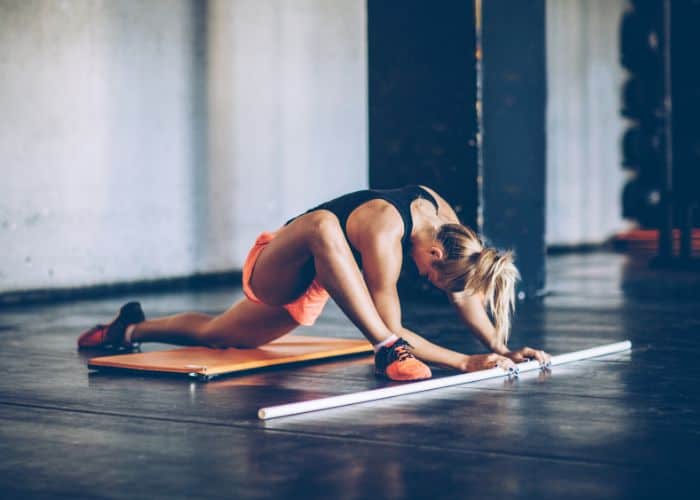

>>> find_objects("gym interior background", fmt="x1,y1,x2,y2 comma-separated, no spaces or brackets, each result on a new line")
0,1,698,499
1,0,635,298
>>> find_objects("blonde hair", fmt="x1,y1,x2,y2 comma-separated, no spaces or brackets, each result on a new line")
432,224,520,345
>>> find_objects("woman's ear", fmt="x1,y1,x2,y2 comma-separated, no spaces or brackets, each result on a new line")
430,245,444,261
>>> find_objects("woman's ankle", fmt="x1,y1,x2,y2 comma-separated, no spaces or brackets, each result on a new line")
373,333,399,352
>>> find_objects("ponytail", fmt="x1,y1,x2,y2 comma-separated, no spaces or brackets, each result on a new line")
473,249,520,346
434,224,520,346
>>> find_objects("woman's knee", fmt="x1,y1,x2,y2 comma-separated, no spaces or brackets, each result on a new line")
199,321,231,349
307,211,346,255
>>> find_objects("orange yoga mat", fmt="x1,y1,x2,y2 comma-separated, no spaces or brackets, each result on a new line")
88,335,372,379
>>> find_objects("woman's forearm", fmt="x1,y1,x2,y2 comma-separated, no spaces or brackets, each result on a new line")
398,327,468,371
398,327,518,373
450,291,510,355
468,323,510,355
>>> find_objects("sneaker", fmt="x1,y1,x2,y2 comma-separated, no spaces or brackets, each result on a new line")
375,337,432,381
77,301,145,350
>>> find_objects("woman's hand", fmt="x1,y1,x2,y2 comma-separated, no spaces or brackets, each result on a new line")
505,347,551,366
460,353,516,372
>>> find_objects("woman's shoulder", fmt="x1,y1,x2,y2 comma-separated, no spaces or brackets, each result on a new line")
346,199,405,247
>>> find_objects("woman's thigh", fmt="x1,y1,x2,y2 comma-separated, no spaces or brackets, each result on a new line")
204,298,299,348
250,212,329,306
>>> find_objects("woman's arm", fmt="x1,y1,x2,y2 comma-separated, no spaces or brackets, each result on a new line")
449,290,509,353
449,290,550,364
352,216,514,372
366,280,515,372
397,326,516,372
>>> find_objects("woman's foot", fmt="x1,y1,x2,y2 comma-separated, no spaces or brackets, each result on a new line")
77,302,145,350
374,337,432,381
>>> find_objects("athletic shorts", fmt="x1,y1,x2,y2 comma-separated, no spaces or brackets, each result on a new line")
242,230,330,326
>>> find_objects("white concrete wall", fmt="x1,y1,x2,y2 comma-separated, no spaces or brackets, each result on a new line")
0,0,368,293
207,0,368,266
546,0,629,246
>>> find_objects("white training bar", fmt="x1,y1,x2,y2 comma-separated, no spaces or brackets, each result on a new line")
257,340,631,420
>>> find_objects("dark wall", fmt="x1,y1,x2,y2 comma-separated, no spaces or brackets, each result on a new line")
670,0,700,220
367,0,478,226
480,0,547,297
367,0,547,297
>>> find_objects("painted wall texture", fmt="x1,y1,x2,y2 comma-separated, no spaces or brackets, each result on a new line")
546,0,629,246
0,0,368,293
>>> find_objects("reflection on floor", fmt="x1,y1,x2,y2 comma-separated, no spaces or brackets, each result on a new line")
0,252,698,499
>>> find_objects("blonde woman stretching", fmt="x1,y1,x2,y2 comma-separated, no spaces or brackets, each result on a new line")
78,185,550,381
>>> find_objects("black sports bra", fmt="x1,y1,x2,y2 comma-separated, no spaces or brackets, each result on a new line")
287,185,439,266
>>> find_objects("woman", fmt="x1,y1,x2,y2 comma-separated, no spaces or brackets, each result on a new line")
78,185,550,381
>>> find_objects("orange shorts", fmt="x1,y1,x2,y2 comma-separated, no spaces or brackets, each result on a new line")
242,231,330,326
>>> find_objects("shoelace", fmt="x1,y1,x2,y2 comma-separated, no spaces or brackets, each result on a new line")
393,343,415,362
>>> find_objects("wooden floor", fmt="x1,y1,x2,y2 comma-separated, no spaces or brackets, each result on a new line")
0,252,698,499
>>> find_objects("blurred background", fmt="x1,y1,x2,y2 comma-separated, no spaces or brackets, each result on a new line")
0,0,698,303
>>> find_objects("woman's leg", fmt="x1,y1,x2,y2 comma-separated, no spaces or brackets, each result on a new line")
250,211,395,345
129,298,299,348
112,211,429,380
123,210,392,349
250,211,431,381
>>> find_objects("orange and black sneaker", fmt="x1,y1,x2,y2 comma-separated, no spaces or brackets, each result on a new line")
77,301,145,350
375,337,432,381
